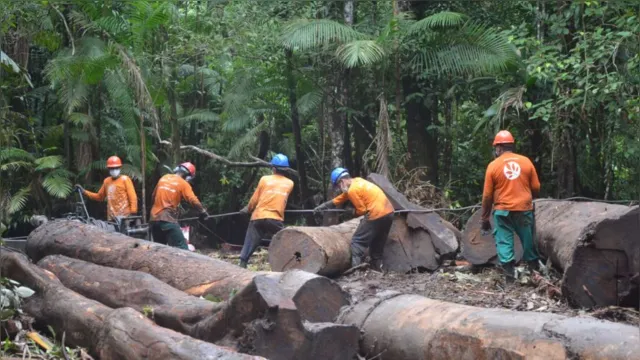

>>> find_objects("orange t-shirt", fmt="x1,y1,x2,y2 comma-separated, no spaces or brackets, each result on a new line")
151,174,204,223
247,174,294,221
332,177,394,220
481,152,541,220
84,176,138,220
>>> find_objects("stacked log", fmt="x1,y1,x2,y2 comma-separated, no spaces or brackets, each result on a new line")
338,292,640,360
269,173,459,276
26,219,349,322
37,254,358,360
462,200,639,308
0,249,263,360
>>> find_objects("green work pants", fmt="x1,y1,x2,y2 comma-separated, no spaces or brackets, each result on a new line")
493,210,538,264
150,221,188,250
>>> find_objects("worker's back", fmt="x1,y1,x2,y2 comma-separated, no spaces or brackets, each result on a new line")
337,177,394,220
151,174,201,222
485,152,540,211
249,174,294,221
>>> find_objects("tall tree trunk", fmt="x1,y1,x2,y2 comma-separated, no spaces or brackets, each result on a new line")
328,85,344,170
442,94,454,185
285,49,310,209
167,67,181,165
402,78,439,185
340,0,355,172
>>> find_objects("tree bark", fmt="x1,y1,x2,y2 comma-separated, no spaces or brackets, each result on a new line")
338,292,640,360
37,255,357,359
0,250,261,360
26,220,349,322
462,200,639,308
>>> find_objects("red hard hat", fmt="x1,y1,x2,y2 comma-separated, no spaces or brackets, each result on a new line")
493,130,515,146
180,162,196,177
106,156,122,168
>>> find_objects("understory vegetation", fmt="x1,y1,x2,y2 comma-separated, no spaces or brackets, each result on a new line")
1,0,639,235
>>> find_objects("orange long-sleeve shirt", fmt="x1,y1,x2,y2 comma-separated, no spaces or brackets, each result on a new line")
481,152,541,221
247,174,294,221
332,177,394,220
151,174,204,223
84,176,138,220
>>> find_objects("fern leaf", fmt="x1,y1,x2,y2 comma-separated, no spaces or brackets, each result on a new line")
41,171,73,199
8,188,31,214
179,110,220,123
227,121,269,158
34,156,64,171
0,148,34,163
406,12,467,35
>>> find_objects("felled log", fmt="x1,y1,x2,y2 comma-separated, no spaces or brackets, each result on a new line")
534,200,639,308
38,255,353,353
0,249,262,360
338,292,639,360
462,200,639,308
367,173,459,256
461,209,523,265
27,220,348,322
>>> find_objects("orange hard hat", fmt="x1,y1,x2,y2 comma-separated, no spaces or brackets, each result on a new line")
180,162,196,177
493,130,515,146
106,156,122,168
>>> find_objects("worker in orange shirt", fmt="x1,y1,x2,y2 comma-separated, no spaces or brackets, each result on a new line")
150,162,209,249
481,130,541,283
314,168,394,272
238,154,294,268
75,156,138,228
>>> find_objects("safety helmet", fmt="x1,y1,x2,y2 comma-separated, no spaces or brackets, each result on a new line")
179,162,196,177
493,130,515,146
106,156,122,168
331,167,350,186
271,153,290,168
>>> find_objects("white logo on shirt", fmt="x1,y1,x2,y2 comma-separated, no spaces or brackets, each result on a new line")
503,161,521,180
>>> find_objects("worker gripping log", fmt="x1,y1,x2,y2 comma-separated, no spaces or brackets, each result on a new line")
314,167,394,272
480,130,541,284
150,162,209,250
237,153,294,268
74,155,138,230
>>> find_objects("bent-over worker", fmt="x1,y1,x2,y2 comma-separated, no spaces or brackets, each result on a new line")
314,168,394,272
150,162,209,249
481,130,541,283
238,154,294,268
75,156,138,226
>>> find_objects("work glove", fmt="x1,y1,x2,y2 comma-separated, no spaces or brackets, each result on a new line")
74,184,84,192
239,206,249,215
199,211,210,221
480,220,492,235
313,201,334,215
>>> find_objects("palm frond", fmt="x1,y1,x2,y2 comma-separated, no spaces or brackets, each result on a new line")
8,188,30,214
34,155,64,171
41,170,73,199
227,121,269,158
0,161,32,172
68,112,94,126
297,89,323,117
281,19,367,50
0,50,21,73
0,148,35,163
179,110,219,123
336,40,386,68
405,12,467,35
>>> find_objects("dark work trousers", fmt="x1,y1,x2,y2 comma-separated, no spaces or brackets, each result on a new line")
150,221,188,250
351,213,394,267
240,218,284,263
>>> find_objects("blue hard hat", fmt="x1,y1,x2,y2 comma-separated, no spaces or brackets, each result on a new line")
271,153,290,168
331,167,349,185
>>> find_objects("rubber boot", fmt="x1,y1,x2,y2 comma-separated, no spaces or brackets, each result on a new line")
369,259,383,273
501,261,516,284
351,255,363,268
239,260,248,269
526,259,540,272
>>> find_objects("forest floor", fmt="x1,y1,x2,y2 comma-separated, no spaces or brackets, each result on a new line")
208,247,640,326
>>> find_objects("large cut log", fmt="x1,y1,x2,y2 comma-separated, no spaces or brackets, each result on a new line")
462,200,639,308
27,220,349,322
461,208,523,265
367,173,459,256
0,249,262,360
38,254,355,359
270,216,440,276
338,292,639,360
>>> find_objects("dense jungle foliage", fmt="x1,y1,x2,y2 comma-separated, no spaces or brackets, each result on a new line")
1,0,639,239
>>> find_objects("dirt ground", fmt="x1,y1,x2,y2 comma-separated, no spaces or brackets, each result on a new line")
208,247,639,326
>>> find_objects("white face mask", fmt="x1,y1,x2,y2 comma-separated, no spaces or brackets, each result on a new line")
109,168,121,178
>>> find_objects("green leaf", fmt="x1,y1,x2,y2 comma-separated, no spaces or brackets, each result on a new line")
8,188,31,214
179,110,220,123
406,11,467,35
34,155,63,171
281,19,367,51
15,286,35,298
336,40,386,68
41,171,73,198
